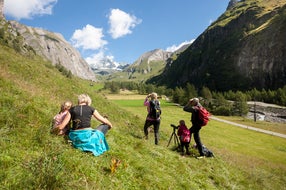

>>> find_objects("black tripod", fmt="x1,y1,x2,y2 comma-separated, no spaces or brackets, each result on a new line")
167,124,180,148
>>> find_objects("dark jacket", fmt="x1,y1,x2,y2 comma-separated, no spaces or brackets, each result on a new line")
183,103,202,127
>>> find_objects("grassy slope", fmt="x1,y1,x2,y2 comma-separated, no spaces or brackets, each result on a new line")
1,45,286,189
213,0,286,28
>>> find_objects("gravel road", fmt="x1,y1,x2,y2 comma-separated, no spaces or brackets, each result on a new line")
211,116,286,139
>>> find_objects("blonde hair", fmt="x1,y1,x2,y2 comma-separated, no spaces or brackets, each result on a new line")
150,92,158,100
78,94,92,106
60,101,72,112
191,98,199,103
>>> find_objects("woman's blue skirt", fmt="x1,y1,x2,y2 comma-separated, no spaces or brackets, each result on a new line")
69,128,109,156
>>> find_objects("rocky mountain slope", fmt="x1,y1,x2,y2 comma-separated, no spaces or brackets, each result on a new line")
9,21,96,81
147,0,286,91
0,0,95,81
127,49,172,72
105,43,192,82
103,49,171,81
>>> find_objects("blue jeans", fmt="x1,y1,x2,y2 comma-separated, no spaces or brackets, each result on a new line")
96,124,110,135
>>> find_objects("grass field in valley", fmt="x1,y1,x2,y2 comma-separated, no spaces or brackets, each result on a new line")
106,93,286,189
1,40,286,189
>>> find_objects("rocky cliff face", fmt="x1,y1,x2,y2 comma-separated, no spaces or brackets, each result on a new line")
235,7,286,89
0,0,95,80
9,21,96,80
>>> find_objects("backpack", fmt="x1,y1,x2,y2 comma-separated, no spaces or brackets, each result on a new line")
180,127,190,143
149,100,161,119
196,106,210,126
202,145,214,157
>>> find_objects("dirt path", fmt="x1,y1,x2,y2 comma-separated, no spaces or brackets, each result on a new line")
211,116,286,139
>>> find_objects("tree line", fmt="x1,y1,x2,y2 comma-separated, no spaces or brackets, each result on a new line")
103,81,286,116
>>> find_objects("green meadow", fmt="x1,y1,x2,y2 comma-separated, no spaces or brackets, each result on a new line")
1,44,286,189
106,94,286,190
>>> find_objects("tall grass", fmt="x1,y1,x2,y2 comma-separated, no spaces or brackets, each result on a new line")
1,44,286,189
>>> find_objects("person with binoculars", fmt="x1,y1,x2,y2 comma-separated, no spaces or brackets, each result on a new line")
143,92,161,145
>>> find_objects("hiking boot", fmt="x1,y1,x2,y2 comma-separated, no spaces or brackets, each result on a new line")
155,138,159,145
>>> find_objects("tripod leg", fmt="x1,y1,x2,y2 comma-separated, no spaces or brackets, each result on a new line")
173,133,178,145
167,133,174,147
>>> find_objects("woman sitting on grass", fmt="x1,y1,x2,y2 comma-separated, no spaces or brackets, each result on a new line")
58,94,113,156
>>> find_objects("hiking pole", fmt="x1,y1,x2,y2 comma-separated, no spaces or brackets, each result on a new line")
167,124,180,148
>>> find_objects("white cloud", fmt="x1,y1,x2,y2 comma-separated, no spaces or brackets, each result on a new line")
70,24,108,50
4,0,57,20
165,40,195,52
85,51,105,66
108,8,142,39
86,51,119,69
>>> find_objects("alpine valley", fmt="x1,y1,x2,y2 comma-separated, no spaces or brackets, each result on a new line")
108,0,286,92
1,0,286,92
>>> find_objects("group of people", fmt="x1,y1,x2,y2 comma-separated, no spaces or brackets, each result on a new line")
52,92,208,158
51,94,113,156
143,93,208,158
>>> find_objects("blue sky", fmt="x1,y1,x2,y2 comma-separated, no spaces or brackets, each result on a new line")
4,0,230,66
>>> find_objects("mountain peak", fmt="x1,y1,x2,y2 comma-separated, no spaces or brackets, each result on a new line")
133,49,172,66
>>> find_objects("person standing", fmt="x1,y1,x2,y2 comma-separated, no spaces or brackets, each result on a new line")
183,98,205,158
143,92,161,145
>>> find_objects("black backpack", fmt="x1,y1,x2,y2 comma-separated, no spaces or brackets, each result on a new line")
202,145,214,157
149,100,161,119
